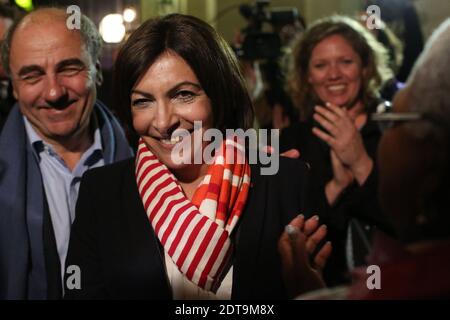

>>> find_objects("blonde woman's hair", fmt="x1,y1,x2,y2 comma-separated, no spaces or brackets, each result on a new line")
288,15,393,120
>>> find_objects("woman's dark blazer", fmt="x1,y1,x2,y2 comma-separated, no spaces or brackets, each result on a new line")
64,157,309,300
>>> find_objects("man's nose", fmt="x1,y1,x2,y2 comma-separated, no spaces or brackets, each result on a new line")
44,75,68,106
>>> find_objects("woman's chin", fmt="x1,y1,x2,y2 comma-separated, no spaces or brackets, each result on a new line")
326,98,349,107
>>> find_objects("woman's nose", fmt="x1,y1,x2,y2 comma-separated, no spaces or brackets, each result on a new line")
327,63,342,80
152,102,180,137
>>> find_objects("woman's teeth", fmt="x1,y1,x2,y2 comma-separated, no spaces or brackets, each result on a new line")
161,136,183,145
328,85,346,91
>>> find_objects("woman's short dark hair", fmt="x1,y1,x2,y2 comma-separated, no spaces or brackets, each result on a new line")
114,13,254,139
288,15,393,120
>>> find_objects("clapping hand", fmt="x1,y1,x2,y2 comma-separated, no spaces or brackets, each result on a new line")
312,102,368,170
312,103,374,202
278,214,332,298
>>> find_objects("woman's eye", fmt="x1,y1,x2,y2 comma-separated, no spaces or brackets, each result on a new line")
176,90,196,102
313,63,326,69
131,98,152,107
342,59,354,65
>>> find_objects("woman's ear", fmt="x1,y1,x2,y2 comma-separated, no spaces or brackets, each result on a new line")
362,66,369,82
307,73,313,85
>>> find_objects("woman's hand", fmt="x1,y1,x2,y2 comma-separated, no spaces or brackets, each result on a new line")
325,150,354,205
312,103,373,185
278,215,332,298
263,145,301,159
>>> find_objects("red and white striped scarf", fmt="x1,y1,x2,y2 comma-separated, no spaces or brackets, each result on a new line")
135,137,251,292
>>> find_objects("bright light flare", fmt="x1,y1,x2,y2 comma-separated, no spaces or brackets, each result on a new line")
123,8,137,23
99,14,126,44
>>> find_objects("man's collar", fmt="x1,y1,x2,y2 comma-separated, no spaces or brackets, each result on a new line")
23,116,45,155
22,115,103,156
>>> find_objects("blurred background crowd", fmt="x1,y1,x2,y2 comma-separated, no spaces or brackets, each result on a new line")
1,0,448,132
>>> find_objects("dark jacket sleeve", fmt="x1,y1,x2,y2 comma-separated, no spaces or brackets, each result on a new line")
277,157,310,222
233,157,310,299
64,169,107,299
344,166,391,232
314,168,380,233
279,122,304,154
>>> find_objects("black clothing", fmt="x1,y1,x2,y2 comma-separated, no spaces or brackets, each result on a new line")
280,111,394,285
64,157,310,299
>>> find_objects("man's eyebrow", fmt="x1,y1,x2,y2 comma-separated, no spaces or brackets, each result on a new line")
56,58,86,70
17,65,44,77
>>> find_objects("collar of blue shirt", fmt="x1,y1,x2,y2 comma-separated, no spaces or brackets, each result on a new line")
23,115,104,176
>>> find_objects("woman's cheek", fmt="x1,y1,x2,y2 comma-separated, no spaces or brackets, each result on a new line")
132,112,151,134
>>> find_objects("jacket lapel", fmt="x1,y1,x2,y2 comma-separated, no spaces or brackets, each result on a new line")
0,105,31,299
232,164,267,299
121,160,172,299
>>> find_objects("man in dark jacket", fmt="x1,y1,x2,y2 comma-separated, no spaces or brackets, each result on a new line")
0,8,132,300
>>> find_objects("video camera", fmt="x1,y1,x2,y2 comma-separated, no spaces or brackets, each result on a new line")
236,0,300,60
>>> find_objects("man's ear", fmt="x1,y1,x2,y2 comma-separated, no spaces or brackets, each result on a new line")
95,60,103,87
12,85,18,100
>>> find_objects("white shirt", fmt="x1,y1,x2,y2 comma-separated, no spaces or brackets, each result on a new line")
164,252,233,299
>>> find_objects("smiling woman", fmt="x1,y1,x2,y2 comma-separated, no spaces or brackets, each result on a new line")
64,13,331,300
281,15,395,286
307,34,364,110
130,52,214,192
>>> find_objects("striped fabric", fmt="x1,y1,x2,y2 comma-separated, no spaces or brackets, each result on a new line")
135,137,251,292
